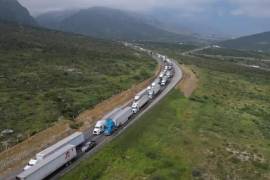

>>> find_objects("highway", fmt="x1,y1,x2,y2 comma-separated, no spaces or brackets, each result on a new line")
48,52,183,179
6,47,183,180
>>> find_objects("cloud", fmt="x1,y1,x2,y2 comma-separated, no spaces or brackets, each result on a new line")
18,0,270,18
18,0,217,15
229,0,270,17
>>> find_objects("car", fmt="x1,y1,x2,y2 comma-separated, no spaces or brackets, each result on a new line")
81,141,97,152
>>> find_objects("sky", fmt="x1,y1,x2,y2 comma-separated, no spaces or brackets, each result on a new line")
18,0,270,36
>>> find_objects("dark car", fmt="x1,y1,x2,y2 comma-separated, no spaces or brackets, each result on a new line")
81,141,97,152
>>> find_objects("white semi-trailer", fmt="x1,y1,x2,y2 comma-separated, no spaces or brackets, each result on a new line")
17,145,77,180
132,94,150,113
24,132,84,170
112,107,133,127
36,132,84,160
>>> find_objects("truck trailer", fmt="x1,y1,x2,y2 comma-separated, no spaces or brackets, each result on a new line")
132,94,150,113
24,132,84,170
36,132,84,160
104,107,133,135
17,145,77,180
112,107,133,127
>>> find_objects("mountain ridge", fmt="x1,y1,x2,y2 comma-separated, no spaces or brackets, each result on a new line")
37,7,199,43
220,31,270,51
0,0,37,26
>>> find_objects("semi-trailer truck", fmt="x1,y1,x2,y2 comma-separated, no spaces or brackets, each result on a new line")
24,132,84,170
132,94,150,113
104,107,133,135
17,145,77,180
148,81,161,99
93,108,121,135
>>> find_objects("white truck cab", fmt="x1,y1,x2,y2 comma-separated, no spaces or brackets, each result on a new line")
132,102,139,113
93,120,106,135
161,76,168,86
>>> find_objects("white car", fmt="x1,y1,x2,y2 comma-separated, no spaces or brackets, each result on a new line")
23,159,39,171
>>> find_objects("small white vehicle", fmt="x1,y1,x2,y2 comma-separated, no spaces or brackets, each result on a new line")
134,89,148,102
93,120,106,135
23,159,39,171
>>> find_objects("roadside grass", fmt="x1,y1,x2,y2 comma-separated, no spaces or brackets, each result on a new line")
63,49,270,179
0,23,156,151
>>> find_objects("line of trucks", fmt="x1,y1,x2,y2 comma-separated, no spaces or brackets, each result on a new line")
16,46,175,180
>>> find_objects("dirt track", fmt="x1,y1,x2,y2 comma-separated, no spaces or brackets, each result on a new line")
178,65,198,97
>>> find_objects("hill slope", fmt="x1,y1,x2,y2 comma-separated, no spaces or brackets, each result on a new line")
0,0,37,26
220,31,270,52
0,22,156,151
38,7,195,42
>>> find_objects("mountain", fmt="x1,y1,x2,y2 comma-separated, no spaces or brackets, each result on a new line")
220,31,270,52
0,0,37,26
37,7,197,43
36,9,79,29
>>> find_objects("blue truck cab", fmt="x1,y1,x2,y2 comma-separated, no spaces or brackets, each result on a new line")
104,119,116,136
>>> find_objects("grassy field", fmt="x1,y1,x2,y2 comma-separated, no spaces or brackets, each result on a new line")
196,47,270,59
140,42,198,56
63,45,270,179
0,22,156,151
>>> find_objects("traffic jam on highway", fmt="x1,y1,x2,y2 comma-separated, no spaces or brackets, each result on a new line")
16,45,176,180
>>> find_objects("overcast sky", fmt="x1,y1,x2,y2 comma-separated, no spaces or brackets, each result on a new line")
18,0,270,18
17,0,270,36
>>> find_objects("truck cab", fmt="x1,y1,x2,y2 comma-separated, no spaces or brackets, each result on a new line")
93,120,106,135
161,76,168,86
131,102,139,113
104,119,116,136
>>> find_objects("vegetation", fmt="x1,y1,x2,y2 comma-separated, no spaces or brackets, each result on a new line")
196,47,270,59
63,44,270,179
141,41,198,55
220,31,270,52
0,22,156,151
